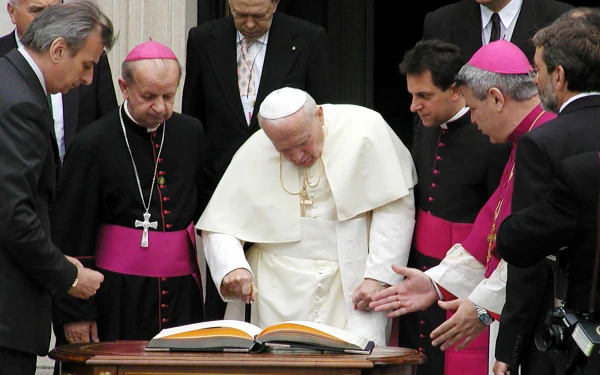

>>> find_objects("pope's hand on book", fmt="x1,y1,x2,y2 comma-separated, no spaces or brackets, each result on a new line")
221,268,258,303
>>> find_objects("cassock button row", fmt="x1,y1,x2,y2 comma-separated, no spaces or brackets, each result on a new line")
161,277,167,281
431,183,437,188
163,197,170,201
436,156,443,161
438,142,445,147
162,290,168,295
419,320,425,325
159,171,166,176
418,347,424,352
441,130,448,135
433,170,440,175
155,144,160,149
161,304,168,308
162,318,169,323
160,184,166,189
152,132,156,137
157,158,163,163
422,266,427,271
166,224,172,229
428,197,434,202
420,334,425,338
164,210,171,215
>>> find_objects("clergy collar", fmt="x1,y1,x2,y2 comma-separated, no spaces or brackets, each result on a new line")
122,100,162,133
508,104,543,143
120,103,164,137
441,107,470,130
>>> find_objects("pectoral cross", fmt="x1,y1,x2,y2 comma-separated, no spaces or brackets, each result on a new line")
486,223,497,263
300,189,313,217
135,211,158,248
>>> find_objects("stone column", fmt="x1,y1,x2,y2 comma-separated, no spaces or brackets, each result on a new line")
97,0,198,112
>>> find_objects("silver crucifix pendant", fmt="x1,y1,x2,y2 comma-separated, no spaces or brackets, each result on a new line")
134,212,158,247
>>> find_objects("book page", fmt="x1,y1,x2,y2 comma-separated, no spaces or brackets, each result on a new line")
153,320,263,340
256,321,371,349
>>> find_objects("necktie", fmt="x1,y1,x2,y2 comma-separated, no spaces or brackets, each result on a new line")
237,38,256,96
489,13,501,43
47,93,53,112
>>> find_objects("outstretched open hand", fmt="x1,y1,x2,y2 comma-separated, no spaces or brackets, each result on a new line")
368,264,439,318
431,298,488,351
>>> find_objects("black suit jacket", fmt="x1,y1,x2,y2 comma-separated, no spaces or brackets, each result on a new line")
182,11,333,182
0,30,118,151
0,49,78,356
422,0,573,60
497,152,600,312
497,95,600,372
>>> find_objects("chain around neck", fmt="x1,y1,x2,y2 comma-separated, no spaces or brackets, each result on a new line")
118,106,166,214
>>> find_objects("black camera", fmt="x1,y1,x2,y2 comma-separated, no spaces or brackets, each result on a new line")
535,306,600,375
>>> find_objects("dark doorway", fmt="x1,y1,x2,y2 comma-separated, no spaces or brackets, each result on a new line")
197,0,593,147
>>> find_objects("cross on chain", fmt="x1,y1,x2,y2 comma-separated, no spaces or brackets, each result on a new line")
135,212,158,248
300,189,313,217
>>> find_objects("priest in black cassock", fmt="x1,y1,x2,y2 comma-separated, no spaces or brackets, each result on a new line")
50,41,211,346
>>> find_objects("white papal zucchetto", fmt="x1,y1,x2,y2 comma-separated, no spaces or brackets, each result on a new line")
259,87,307,120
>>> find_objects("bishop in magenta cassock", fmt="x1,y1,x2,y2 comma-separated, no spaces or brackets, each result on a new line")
371,40,557,375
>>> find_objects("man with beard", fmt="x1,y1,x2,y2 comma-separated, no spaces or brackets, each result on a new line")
494,14,600,375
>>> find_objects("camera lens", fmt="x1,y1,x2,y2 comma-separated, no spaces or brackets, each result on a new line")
535,324,564,352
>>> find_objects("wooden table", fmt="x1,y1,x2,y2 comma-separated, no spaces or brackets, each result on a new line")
49,340,426,375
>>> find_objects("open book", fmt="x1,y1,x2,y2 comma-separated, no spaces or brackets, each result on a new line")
146,320,375,354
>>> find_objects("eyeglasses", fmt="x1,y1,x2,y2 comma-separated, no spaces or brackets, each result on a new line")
527,65,538,79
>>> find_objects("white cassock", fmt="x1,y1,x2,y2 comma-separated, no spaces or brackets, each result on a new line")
196,104,417,346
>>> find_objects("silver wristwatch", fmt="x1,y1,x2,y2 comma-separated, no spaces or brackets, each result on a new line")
475,304,494,326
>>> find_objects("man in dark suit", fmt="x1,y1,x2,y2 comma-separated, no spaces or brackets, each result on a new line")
422,0,573,61
182,0,333,320
494,15,600,375
2,0,118,161
0,2,115,374
497,151,599,270
497,152,600,375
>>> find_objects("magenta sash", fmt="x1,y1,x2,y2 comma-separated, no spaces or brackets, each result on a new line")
95,223,197,277
413,209,473,260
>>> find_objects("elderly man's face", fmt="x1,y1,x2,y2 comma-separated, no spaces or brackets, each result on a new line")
118,59,180,128
8,0,60,37
229,0,278,42
262,107,325,168
462,86,507,144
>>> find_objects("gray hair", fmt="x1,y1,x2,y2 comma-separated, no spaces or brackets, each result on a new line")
20,0,116,56
121,58,183,86
455,64,538,102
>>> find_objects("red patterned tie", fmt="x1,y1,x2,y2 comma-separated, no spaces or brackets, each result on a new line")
237,38,256,96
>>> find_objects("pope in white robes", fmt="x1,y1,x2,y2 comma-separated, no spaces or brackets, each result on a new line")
196,87,417,345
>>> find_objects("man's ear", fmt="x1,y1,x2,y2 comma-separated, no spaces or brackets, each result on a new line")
118,78,130,100
488,87,505,112
49,37,68,63
7,3,17,25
